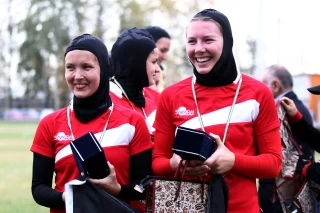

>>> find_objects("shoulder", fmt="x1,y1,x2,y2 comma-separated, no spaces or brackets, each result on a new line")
241,74,273,96
39,107,67,123
112,104,145,122
161,76,192,98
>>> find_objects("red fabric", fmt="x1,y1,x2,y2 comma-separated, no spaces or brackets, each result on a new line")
143,87,160,105
152,74,282,213
302,162,312,178
31,105,153,213
288,110,303,123
109,81,158,134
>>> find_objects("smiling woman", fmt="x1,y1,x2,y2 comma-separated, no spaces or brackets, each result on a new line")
65,50,100,99
152,8,282,213
30,34,153,213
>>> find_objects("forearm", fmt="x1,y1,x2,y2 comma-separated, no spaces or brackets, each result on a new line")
31,153,64,208
232,128,282,178
117,149,152,200
152,131,175,176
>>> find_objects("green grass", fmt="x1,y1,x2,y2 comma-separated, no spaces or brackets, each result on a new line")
0,121,47,213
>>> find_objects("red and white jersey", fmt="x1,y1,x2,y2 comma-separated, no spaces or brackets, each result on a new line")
31,104,153,213
109,81,157,134
153,74,280,213
143,87,160,105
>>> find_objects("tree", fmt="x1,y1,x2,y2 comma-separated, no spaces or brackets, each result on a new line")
18,0,87,109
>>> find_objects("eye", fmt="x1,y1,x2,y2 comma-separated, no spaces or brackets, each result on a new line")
205,38,214,43
187,39,196,44
83,65,93,70
66,65,74,70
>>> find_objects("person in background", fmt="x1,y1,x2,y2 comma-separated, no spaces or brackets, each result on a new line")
110,28,159,137
259,64,314,213
30,34,152,213
144,26,171,92
152,9,282,213
280,84,320,186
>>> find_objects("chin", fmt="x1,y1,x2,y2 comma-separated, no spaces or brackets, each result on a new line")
196,69,211,75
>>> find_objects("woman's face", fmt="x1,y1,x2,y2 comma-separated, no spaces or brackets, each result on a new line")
156,37,171,64
65,50,100,98
146,48,159,86
186,20,223,75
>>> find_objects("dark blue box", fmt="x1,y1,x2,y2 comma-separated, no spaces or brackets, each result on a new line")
172,126,216,161
70,132,110,179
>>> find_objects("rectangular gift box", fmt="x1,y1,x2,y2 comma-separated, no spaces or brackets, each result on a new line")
172,126,216,161
70,132,110,179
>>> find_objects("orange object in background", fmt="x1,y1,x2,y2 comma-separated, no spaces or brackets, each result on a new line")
294,74,320,128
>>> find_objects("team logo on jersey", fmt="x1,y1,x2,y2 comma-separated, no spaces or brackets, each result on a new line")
54,132,73,141
175,106,194,116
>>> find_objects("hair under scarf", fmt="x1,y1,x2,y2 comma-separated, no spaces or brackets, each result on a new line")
111,28,156,108
144,26,171,43
64,34,112,123
191,9,238,87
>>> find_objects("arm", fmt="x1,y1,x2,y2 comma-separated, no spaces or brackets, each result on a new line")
302,162,320,185
232,128,282,178
90,112,153,200
117,149,152,200
280,97,320,153
31,153,65,208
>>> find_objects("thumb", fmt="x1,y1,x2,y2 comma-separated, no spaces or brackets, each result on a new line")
209,133,223,147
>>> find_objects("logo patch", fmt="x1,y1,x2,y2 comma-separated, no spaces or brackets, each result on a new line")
54,132,73,141
175,106,194,116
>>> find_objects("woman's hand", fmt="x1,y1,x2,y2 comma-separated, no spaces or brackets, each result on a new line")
204,133,235,174
89,162,121,196
170,153,210,177
280,97,297,116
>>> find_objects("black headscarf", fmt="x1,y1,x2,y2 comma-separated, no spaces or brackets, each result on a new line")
111,28,156,108
190,9,238,87
144,26,171,43
64,34,112,123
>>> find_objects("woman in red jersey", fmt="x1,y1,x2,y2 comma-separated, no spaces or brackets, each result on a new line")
30,34,152,213
152,9,282,213
110,28,159,138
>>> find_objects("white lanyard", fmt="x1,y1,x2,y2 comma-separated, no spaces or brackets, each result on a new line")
67,102,114,142
112,77,153,134
191,75,242,144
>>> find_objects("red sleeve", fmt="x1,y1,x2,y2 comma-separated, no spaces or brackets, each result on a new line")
30,113,56,158
232,127,282,178
129,113,153,156
152,130,176,176
253,84,280,135
302,162,312,177
153,89,176,135
288,111,303,123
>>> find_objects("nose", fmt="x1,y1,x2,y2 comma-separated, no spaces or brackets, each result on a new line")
195,42,205,53
74,68,84,80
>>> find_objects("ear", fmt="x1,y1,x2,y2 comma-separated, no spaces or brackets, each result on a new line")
272,80,281,92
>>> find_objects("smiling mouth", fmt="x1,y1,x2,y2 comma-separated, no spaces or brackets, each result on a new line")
74,84,87,89
196,57,212,63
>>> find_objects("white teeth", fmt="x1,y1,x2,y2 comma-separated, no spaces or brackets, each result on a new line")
196,57,211,63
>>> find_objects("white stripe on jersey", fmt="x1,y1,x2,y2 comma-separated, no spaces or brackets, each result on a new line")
109,81,123,98
55,123,135,163
146,109,156,132
180,99,260,129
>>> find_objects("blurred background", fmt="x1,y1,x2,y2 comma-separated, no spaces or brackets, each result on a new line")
0,0,320,212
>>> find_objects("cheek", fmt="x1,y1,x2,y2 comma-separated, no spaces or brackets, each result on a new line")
186,45,194,59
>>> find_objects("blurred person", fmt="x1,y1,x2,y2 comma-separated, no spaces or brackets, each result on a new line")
144,26,171,92
280,94,320,185
110,28,159,138
259,64,314,213
152,9,282,213
30,34,153,213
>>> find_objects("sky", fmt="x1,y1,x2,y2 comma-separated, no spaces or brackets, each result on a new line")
1,0,320,97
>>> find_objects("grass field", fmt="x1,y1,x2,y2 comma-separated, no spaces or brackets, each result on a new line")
0,121,47,213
